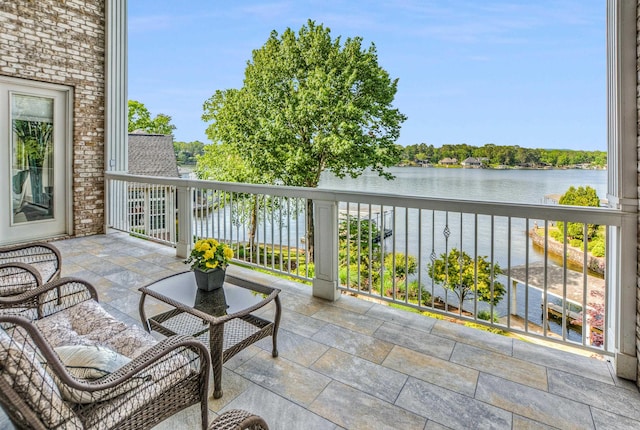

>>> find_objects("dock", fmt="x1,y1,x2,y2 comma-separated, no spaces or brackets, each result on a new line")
338,204,393,243
507,261,604,336
508,262,604,305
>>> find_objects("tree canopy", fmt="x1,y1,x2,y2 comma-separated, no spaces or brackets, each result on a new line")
557,185,601,242
196,143,271,184
201,19,406,187
201,20,406,258
428,248,505,307
128,100,176,136
558,185,600,207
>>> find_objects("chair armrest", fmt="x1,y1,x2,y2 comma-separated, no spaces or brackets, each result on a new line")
0,277,97,320
0,262,43,297
108,334,211,385
0,242,62,283
0,315,211,429
47,334,211,396
210,409,270,430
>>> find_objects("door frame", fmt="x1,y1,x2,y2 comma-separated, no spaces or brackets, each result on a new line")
0,75,73,245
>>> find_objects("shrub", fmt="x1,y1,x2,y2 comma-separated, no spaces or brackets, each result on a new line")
477,310,499,322
297,263,315,278
569,238,582,248
588,241,605,257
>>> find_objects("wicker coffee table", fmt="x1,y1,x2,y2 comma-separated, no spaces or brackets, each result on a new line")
138,270,281,398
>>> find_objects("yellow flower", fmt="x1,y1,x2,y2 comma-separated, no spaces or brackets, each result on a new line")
186,238,234,271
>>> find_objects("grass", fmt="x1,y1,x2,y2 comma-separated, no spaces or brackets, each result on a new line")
389,302,509,335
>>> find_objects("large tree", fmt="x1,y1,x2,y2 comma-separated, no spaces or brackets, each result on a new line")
128,100,176,136
202,20,406,259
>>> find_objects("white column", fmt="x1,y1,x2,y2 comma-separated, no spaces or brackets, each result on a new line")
176,184,193,259
312,199,340,301
104,0,128,231
605,0,638,380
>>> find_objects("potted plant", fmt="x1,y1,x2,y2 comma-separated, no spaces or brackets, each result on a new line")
185,238,234,291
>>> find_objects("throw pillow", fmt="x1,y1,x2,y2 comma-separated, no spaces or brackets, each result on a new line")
54,345,130,379
51,344,148,404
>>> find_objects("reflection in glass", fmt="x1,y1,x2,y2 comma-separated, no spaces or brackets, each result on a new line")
194,288,229,317
11,94,54,223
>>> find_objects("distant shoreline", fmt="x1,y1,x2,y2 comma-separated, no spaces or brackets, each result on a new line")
397,164,607,170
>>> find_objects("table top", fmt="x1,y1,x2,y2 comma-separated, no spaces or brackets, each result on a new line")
139,270,278,321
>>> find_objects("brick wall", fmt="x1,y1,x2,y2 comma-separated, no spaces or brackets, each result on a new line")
0,0,105,237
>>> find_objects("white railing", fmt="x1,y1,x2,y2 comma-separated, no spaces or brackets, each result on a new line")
105,172,629,355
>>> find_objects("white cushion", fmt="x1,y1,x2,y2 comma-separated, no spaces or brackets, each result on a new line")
50,341,148,404
54,345,131,379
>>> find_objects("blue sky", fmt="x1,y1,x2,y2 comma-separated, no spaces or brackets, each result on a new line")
128,1,605,151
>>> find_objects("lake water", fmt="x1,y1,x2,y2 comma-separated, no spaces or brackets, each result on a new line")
318,166,607,204
199,166,607,337
318,166,607,270
318,167,607,340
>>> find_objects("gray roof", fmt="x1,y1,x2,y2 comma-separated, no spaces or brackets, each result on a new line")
462,157,482,164
128,132,179,177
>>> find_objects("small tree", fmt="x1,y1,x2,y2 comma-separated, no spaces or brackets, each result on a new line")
338,217,382,289
382,252,417,298
557,185,600,241
338,217,417,294
428,248,505,307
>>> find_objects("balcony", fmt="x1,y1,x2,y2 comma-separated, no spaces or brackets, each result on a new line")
106,172,634,356
27,230,640,429
35,170,628,427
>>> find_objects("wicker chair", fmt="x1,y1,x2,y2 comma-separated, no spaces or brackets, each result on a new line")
210,409,269,430
0,277,211,430
0,242,61,301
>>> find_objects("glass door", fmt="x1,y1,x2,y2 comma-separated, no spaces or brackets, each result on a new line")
0,78,71,245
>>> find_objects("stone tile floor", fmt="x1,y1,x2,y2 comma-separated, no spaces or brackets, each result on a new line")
5,231,640,429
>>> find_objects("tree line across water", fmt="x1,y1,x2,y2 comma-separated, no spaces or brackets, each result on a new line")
399,143,606,168
171,141,607,170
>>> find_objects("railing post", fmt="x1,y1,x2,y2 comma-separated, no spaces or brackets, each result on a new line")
176,184,193,259
312,199,340,301
609,216,638,380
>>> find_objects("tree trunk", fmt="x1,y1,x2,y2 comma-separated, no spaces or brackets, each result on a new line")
306,198,314,262
248,195,259,258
